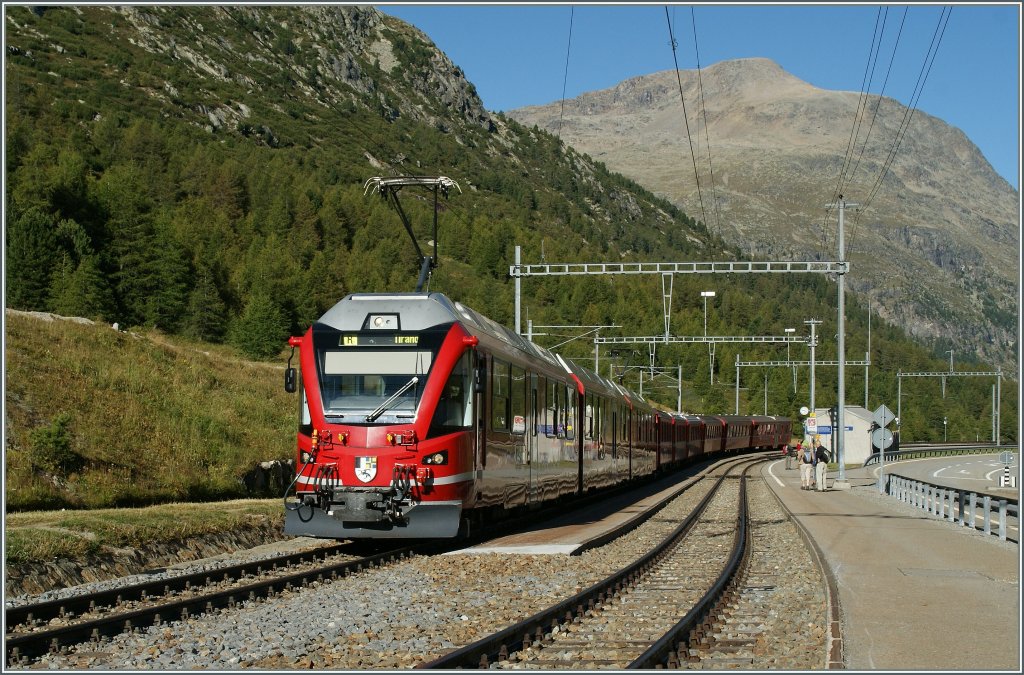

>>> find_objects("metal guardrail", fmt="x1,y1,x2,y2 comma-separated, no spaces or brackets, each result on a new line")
882,473,1018,542
863,445,1017,467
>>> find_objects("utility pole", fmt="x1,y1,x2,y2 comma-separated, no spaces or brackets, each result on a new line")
805,319,822,434
515,245,522,335
677,365,682,414
865,304,871,408
831,196,856,487
785,327,797,393
763,370,768,415
701,291,716,385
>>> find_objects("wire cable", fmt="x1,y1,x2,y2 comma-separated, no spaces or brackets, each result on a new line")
863,6,952,211
844,7,909,260
820,6,884,259
690,6,723,245
839,7,886,199
557,6,575,140
664,6,709,237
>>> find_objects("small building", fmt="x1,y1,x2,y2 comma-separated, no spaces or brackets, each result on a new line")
804,406,875,466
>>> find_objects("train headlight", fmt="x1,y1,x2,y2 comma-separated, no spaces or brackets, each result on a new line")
422,450,448,465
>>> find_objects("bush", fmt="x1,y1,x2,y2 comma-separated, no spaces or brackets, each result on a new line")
29,412,84,477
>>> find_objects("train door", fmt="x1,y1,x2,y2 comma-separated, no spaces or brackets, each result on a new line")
611,408,618,464
528,372,539,502
510,364,530,500
474,352,487,473
622,403,630,477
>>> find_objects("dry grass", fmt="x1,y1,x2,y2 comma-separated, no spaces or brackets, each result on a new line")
4,499,283,564
4,310,297,511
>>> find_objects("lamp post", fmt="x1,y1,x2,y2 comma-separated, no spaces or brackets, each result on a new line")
701,291,715,386
943,416,947,442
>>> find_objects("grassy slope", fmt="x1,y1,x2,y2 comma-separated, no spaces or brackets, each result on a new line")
4,499,282,565
4,309,297,512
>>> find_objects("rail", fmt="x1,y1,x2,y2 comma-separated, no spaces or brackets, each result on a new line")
881,473,1018,542
863,444,1017,466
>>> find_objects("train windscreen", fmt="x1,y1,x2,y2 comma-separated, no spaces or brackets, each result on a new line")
312,325,449,423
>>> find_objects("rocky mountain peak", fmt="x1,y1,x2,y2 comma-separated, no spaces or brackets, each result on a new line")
509,58,1019,371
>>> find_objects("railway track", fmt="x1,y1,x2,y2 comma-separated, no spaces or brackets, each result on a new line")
4,456,730,668
10,453,831,670
419,457,770,669
4,542,414,666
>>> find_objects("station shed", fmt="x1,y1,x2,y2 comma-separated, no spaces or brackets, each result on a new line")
812,405,874,466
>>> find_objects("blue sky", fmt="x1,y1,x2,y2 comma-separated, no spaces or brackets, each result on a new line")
379,3,1021,191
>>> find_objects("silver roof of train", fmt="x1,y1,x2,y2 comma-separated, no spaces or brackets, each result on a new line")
318,292,559,367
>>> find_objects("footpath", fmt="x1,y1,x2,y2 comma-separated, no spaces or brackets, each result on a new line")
763,459,1020,671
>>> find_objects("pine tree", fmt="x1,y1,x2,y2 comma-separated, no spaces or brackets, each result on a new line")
182,267,228,342
47,254,115,321
229,290,290,359
142,222,191,332
6,206,58,309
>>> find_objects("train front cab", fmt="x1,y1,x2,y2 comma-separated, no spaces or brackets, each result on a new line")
284,295,483,540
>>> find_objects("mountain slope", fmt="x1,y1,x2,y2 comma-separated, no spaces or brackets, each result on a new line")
4,0,1016,499
508,58,1019,370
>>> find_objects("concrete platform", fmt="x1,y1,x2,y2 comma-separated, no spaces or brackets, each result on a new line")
763,459,1020,671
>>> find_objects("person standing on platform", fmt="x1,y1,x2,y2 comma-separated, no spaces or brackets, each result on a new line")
814,439,830,492
800,442,814,489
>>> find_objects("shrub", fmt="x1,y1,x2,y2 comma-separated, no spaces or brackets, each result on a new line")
29,412,84,477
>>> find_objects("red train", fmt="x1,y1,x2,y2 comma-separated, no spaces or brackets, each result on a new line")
283,292,791,539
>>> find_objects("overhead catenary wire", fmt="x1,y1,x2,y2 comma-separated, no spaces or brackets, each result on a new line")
838,7,887,201
664,6,709,239
557,6,575,140
690,6,723,245
862,6,953,212
844,7,910,260
819,6,885,260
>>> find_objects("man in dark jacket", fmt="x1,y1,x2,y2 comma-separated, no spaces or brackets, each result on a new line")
814,442,830,491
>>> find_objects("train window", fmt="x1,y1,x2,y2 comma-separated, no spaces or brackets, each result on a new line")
548,381,561,438
318,349,432,420
491,359,510,431
427,353,473,437
510,365,526,435
298,383,311,435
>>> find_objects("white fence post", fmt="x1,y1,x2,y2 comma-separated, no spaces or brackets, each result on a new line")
983,496,992,535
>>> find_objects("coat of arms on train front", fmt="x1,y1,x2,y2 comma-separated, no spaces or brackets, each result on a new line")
355,456,377,483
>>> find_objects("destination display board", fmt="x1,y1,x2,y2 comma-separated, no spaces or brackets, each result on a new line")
340,334,421,347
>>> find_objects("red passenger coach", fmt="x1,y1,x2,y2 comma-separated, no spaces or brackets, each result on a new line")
282,291,790,541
